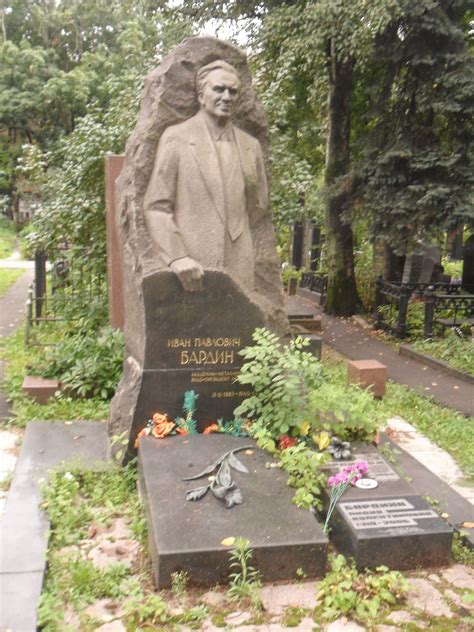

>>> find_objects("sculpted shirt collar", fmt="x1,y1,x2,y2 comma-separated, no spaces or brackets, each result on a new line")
199,111,234,142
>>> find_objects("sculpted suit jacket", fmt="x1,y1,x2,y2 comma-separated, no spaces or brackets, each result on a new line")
143,111,268,290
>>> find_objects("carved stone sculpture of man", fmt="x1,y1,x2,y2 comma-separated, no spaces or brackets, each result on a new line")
143,60,268,294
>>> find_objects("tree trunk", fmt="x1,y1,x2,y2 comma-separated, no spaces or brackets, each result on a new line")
324,47,359,316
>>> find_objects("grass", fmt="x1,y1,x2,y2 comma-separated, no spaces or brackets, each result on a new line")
0,216,17,259
0,268,24,296
413,331,474,377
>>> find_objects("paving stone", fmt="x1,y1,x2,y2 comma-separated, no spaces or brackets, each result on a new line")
260,582,318,614
325,618,366,631
444,588,474,611
96,620,126,632
85,599,124,623
441,565,474,590
225,610,253,625
386,609,419,624
406,578,453,617
87,538,140,569
199,590,229,608
428,573,441,583
0,431,20,450
0,452,17,473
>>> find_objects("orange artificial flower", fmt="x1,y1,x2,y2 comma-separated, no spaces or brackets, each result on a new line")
176,427,188,435
153,412,169,424
152,419,175,439
135,427,150,448
278,435,298,450
203,423,220,435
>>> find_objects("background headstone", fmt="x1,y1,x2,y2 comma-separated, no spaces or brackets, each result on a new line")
461,234,474,292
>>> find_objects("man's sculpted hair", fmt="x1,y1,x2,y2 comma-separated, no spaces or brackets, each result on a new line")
196,60,241,96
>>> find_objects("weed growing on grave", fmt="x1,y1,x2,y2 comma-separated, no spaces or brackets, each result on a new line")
236,328,324,437
237,328,382,444
451,533,474,566
227,537,262,608
315,554,408,623
171,570,190,600
282,606,308,627
278,443,330,510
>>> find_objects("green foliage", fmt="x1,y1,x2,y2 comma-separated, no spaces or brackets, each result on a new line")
42,465,143,548
0,215,17,258
235,328,324,437
308,381,381,442
378,301,425,339
227,537,262,607
237,328,381,444
316,554,408,622
171,570,190,601
281,264,303,286
2,3,194,279
0,268,23,296
451,533,474,567
279,444,330,510
354,240,377,314
35,325,124,399
360,0,474,245
413,330,474,376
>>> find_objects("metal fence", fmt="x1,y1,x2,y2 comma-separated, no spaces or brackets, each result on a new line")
373,278,474,338
25,251,107,345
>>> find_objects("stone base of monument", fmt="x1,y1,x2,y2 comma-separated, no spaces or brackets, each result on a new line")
321,445,453,570
138,435,328,588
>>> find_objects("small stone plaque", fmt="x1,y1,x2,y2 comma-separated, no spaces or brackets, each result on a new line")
340,498,438,531
323,446,400,483
138,435,328,588
322,447,453,570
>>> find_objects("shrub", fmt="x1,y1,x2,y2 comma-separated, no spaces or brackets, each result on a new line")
36,326,124,399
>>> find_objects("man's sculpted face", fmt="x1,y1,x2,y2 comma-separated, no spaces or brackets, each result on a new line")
198,69,240,123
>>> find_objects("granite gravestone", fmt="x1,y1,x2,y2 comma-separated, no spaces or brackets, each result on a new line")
321,446,452,570
138,435,328,588
110,38,289,458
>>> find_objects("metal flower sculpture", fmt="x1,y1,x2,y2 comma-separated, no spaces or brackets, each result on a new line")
183,446,252,508
327,437,352,460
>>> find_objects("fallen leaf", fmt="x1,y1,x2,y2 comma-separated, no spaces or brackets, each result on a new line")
221,537,235,546
453,385,459,390
245,450,253,455
431,383,437,386
441,513,449,519
461,521,474,528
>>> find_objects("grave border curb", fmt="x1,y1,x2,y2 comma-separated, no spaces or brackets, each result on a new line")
399,344,474,385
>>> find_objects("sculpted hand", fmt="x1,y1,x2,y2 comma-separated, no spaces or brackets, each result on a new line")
170,256,204,292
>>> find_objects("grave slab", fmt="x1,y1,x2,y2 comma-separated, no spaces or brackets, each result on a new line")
321,445,453,570
138,434,328,588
